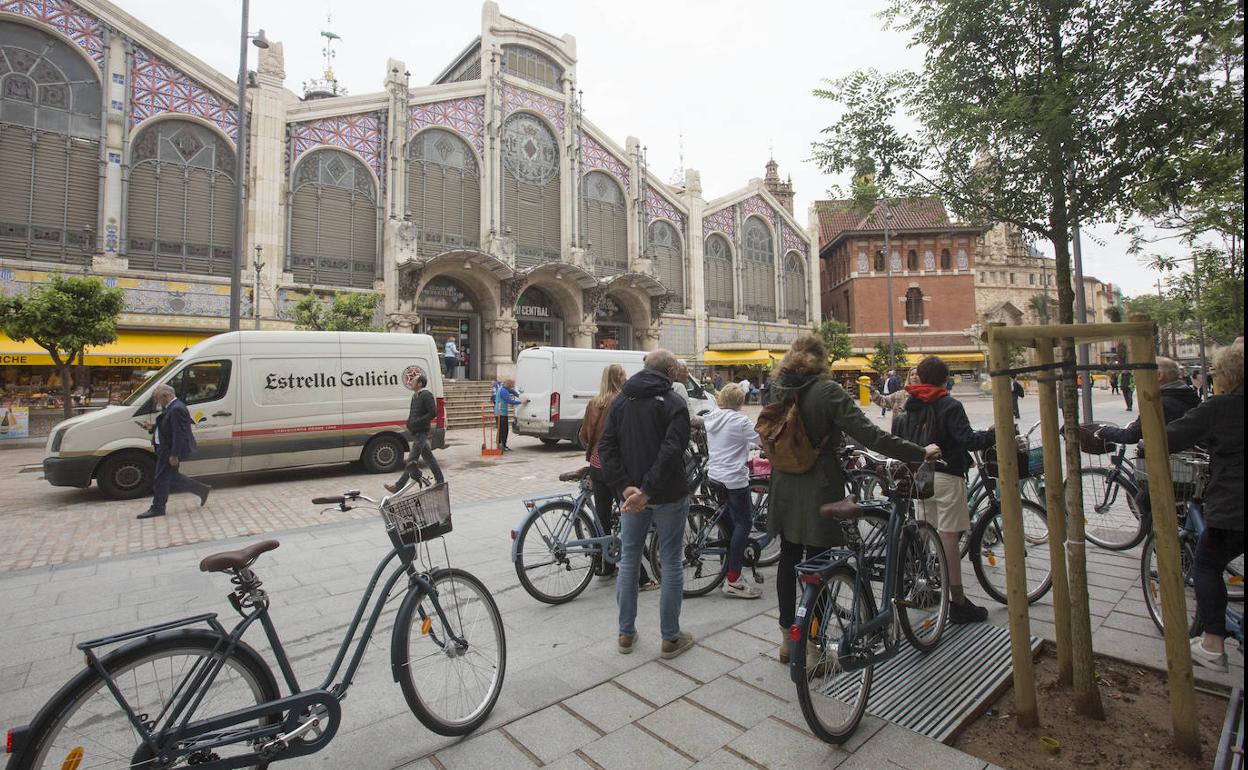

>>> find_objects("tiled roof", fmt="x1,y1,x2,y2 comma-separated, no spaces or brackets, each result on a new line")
815,196,970,249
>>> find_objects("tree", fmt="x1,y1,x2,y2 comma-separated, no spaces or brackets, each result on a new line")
1029,294,1053,325
812,0,1241,731
813,320,853,364
868,340,908,376
0,275,126,419
291,292,382,332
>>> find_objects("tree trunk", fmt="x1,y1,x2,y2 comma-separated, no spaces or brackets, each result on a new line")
59,363,75,420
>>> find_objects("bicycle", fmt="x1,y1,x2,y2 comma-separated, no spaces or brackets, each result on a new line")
790,462,951,744
965,449,1053,605
4,478,506,770
1076,425,1149,551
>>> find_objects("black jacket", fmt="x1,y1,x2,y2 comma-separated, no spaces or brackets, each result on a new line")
598,368,691,504
1099,380,1200,445
894,393,994,477
154,398,198,459
1166,386,1243,530
406,389,437,434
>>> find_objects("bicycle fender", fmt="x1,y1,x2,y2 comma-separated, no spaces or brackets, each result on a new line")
389,569,444,684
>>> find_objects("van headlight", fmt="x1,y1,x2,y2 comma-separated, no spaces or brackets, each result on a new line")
49,427,67,453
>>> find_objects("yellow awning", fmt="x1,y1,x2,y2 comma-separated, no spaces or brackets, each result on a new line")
702,349,774,366
1,331,215,367
830,356,873,371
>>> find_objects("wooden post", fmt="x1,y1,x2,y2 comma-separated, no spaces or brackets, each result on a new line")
1035,341,1073,685
988,330,1039,727
1128,318,1200,756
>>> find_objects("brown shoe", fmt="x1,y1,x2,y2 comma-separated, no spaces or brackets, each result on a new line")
384,483,399,494
618,633,636,655
660,631,694,659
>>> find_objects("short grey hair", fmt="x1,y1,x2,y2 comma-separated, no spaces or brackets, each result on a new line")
644,349,679,375
153,384,175,399
1156,356,1180,383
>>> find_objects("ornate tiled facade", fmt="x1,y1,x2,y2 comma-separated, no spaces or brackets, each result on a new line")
408,97,485,156
502,85,565,131
1,0,103,67
130,46,237,139
290,112,386,181
781,220,805,256
581,133,628,187
703,207,735,238
645,187,685,231
739,193,776,223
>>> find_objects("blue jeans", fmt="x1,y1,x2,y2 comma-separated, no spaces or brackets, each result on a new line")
725,486,752,577
618,497,687,641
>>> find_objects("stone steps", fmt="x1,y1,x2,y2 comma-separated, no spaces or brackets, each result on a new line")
443,381,497,430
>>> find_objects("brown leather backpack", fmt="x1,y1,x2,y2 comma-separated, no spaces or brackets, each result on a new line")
754,397,827,474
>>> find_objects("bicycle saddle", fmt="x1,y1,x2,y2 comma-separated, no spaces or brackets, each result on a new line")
559,467,590,483
821,497,865,521
199,540,280,573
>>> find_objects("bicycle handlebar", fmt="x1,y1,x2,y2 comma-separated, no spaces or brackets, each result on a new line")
312,496,345,505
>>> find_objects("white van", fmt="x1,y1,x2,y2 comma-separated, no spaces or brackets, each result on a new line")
42,331,445,499
512,347,715,446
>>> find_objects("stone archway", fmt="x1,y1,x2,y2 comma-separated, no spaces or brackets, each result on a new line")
600,273,666,351
510,263,596,351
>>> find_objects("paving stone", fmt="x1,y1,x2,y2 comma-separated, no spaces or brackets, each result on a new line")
580,723,693,770
684,676,784,730
727,715,850,769
505,705,602,765
838,723,987,770
564,682,655,734
539,754,593,770
638,698,744,760
699,628,775,661
615,660,699,707
771,701,886,753
661,645,743,684
732,612,781,642
432,728,537,769
691,748,760,769
729,656,798,702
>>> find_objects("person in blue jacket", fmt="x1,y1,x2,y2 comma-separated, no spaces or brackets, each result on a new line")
494,377,522,451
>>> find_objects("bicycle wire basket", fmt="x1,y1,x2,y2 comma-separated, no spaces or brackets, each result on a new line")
1133,451,1209,511
381,482,453,546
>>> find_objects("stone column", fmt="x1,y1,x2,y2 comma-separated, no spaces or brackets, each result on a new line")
625,136,641,267
485,317,518,380
636,326,661,352
568,322,597,349
806,203,822,324
248,41,290,323
386,311,421,333
680,169,707,360
383,61,409,319
96,29,126,269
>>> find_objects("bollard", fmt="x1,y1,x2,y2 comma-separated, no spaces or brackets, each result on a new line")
858,375,872,406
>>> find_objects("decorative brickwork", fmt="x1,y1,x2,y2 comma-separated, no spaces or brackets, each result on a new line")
1,0,103,67
131,46,237,140
408,96,485,156
290,111,386,180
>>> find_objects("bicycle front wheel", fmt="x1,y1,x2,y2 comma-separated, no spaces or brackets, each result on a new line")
750,481,781,567
395,568,506,737
970,500,1053,605
1076,467,1145,550
1140,534,1200,637
15,630,279,770
662,504,731,597
514,500,598,604
896,521,951,651
793,568,874,744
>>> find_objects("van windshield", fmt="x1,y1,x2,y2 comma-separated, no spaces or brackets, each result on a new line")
122,359,182,406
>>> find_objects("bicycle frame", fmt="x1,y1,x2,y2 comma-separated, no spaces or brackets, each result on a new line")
511,487,617,566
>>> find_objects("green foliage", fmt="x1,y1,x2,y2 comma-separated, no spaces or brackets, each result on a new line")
869,340,909,375
1141,244,1244,345
1007,343,1028,368
1029,294,1053,324
291,291,382,332
813,320,853,364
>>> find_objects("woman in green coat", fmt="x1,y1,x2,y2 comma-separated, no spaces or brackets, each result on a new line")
766,334,937,662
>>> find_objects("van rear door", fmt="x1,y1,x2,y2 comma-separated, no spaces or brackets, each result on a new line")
514,349,554,432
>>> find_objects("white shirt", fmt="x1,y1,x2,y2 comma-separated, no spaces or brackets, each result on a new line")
444,341,458,358
738,379,751,394
703,408,758,489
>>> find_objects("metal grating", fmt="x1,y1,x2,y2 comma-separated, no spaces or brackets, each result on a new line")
824,623,1040,743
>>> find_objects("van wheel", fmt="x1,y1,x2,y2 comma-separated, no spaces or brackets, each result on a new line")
362,435,406,474
539,438,560,447
97,452,155,500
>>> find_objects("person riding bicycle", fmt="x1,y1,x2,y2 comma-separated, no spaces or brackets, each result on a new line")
765,334,938,665
703,383,762,599
1096,357,1199,447
1165,345,1244,673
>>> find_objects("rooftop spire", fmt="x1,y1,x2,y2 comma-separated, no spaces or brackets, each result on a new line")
302,11,347,99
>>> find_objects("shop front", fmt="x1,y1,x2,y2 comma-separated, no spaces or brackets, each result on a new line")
593,295,633,351
418,276,481,380
514,286,563,356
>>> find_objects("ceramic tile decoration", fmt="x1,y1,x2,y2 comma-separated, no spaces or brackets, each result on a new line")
703,207,735,239
290,111,386,180
645,187,685,231
581,132,628,187
130,46,237,140
739,194,774,222
408,96,485,156
781,220,806,255
502,85,565,132
1,0,104,67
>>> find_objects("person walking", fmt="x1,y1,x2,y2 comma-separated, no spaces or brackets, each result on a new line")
872,368,917,421
895,355,996,623
443,337,459,380
137,384,210,519
386,373,444,493
1110,372,1120,394
1011,376,1025,420
713,373,724,391
1121,370,1135,411
766,335,938,663
599,349,695,659
493,378,521,451
579,364,656,590
703,383,761,599
880,369,901,416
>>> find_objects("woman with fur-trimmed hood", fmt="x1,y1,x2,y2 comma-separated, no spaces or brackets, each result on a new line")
764,334,939,665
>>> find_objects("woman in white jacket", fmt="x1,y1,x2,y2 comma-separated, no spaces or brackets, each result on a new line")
702,383,762,599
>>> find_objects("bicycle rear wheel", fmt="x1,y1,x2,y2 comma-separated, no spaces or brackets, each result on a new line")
395,568,506,736
793,568,874,744
14,630,279,770
750,481,781,567
1076,467,1145,550
657,504,730,597
514,501,598,604
970,500,1053,605
896,521,951,651
1140,534,1200,636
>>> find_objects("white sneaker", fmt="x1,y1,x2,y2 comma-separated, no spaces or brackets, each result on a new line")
722,578,762,599
1190,637,1229,673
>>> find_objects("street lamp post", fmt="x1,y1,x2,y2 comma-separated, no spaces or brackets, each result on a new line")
78,225,94,275
252,245,264,330
228,1,269,331
882,204,896,373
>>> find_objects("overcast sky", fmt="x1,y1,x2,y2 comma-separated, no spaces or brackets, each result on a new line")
111,0,1197,297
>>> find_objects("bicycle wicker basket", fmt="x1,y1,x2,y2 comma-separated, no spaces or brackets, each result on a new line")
381,482,452,545
1077,422,1118,455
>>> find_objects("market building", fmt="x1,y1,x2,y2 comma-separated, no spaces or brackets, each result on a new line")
1,0,819,435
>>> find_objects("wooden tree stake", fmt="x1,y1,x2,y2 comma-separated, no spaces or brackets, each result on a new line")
1035,341,1073,685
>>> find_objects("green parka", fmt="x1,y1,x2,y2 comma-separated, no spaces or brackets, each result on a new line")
766,375,926,548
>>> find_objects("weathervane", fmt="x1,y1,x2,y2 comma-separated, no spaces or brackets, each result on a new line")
301,11,347,98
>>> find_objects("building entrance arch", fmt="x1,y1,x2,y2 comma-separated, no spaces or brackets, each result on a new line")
514,285,564,355
418,275,483,380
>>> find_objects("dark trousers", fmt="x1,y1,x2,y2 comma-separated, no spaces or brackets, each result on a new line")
150,452,208,514
1123,388,1134,410
444,356,456,378
395,431,443,487
589,466,650,584
725,486,752,578
777,539,821,629
1012,397,1021,419
497,415,510,447
1194,526,1245,637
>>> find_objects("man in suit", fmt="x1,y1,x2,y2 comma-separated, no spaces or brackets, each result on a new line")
138,383,211,519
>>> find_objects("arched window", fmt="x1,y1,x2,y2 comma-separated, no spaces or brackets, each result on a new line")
581,171,626,275
407,128,479,257
704,233,734,318
940,248,951,270
0,20,101,262
126,119,235,275
741,216,775,322
905,287,925,325
501,113,560,267
906,248,918,271
873,249,885,272
501,45,563,91
783,252,807,324
288,149,379,288
648,220,683,307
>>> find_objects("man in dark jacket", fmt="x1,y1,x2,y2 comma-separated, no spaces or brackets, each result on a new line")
386,373,443,492
894,356,996,623
1097,358,1199,446
599,349,694,660
138,384,210,519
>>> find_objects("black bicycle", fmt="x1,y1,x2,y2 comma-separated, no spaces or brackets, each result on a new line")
5,479,506,770
965,448,1053,605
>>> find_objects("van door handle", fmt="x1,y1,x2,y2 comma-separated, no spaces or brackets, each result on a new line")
212,411,232,417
